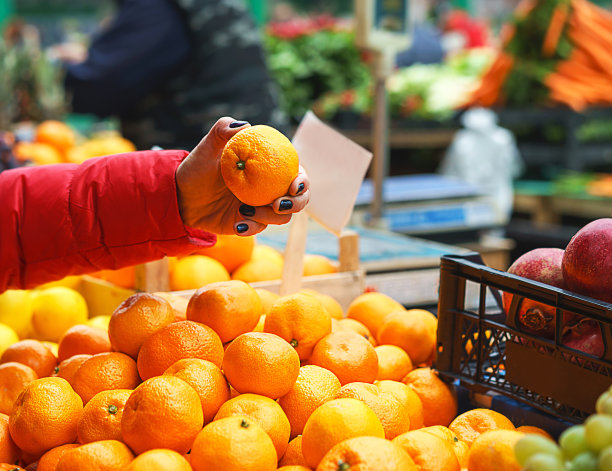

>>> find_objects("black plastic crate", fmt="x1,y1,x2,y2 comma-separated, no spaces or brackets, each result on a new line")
435,253,612,424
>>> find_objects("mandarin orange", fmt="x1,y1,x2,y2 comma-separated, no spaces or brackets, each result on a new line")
55,440,134,471
35,443,79,471
76,388,131,444
0,413,19,465
220,125,299,207
309,331,378,385
125,448,192,471
392,429,460,471
278,435,309,468
402,367,457,427
56,324,111,362
375,380,424,431
214,393,291,460
136,320,224,380
448,408,516,447
193,234,255,273
377,309,437,365
1,339,56,378
466,430,524,471
0,362,38,415
186,280,262,343
53,353,91,385
345,292,405,337
222,332,300,399
334,318,376,345
375,344,413,381
122,375,204,454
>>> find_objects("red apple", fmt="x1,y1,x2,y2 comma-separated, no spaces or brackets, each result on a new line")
502,248,566,338
562,218,612,304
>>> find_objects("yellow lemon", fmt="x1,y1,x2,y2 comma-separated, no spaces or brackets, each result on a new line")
0,323,19,356
30,286,88,342
170,255,231,291
251,245,284,265
0,289,33,338
86,315,111,331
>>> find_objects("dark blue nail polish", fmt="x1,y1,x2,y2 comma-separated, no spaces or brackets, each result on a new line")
279,200,293,211
296,183,305,195
229,121,249,128
236,223,249,233
239,204,255,217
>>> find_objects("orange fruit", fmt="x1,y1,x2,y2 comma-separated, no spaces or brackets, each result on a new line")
466,429,524,471
170,255,231,291
55,440,134,471
309,331,378,385
56,324,111,362
108,292,175,359
164,358,230,424
300,289,344,320
36,444,79,471
14,141,63,165
402,367,457,427
334,318,376,345
222,332,300,399
346,292,405,337
278,435,308,467
34,120,75,154
0,413,19,465
375,344,413,381
277,466,311,471
448,408,516,447
190,416,277,471
278,364,341,438
251,244,284,264
0,465,23,471
89,265,135,289
54,353,91,384
76,388,131,444
515,425,553,439
1,339,56,378
392,429,460,471
193,234,255,273
186,280,263,343
420,425,470,468
220,124,299,207
301,398,385,469
71,351,140,404
377,309,437,365
152,291,189,321
333,382,411,439
214,393,291,460
231,257,283,283
375,380,424,431
0,362,38,415
136,320,224,380
302,254,338,277
122,375,204,454
255,288,280,315
264,292,332,360
9,377,83,456
125,449,192,471
317,436,417,471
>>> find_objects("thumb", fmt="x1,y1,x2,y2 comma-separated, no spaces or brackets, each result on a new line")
205,117,250,149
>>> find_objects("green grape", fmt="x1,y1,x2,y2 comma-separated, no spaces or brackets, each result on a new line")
561,425,590,461
570,452,598,471
596,394,612,416
585,414,612,452
599,445,612,471
516,434,564,466
524,452,566,471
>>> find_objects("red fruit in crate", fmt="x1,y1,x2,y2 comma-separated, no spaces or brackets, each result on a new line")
562,218,612,304
502,248,567,338
562,319,604,357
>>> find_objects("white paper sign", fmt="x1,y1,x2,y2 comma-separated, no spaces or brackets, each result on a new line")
292,111,373,236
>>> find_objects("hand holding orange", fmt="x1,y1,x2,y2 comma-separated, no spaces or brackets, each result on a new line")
176,118,310,237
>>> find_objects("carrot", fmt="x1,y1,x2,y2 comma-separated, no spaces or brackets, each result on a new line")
542,3,569,57
568,24,612,72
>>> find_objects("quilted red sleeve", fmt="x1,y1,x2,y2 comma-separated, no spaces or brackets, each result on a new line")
0,149,216,291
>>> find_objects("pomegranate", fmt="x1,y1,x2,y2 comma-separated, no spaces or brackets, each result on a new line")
562,319,604,358
502,248,566,338
562,218,612,304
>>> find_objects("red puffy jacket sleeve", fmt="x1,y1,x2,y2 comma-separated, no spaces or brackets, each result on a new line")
0,150,216,291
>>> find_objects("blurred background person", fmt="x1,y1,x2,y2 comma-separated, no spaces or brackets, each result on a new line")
52,0,288,151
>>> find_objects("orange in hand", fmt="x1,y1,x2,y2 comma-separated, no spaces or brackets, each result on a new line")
220,125,299,206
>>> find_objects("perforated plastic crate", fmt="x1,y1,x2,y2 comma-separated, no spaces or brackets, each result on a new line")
435,253,612,424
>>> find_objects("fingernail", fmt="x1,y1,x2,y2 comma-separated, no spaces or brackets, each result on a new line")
229,121,249,128
236,223,249,234
279,200,293,211
239,204,255,217
296,183,305,195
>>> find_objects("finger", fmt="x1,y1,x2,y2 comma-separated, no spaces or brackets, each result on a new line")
288,166,310,196
272,189,310,214
238,204,292,225
206,117,251,147
233,219,267,237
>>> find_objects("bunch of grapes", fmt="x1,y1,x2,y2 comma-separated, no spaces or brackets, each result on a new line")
514,386,612,470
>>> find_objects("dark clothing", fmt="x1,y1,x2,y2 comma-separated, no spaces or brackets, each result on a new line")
65,0,285,150
396,24,445,67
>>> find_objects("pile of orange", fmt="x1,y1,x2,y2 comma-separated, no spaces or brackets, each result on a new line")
0,283,555,470
13,120,136,166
